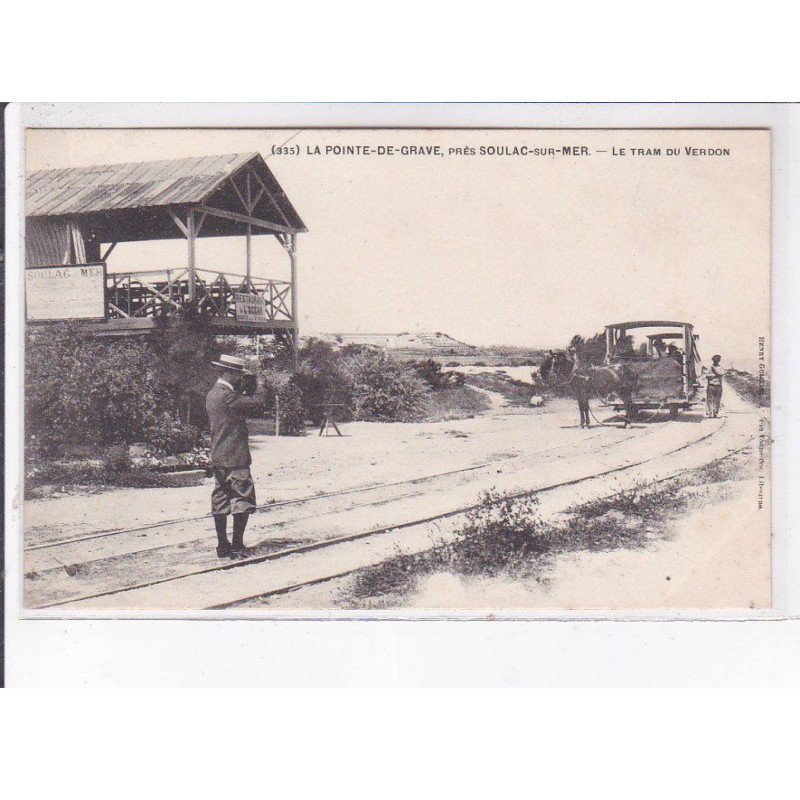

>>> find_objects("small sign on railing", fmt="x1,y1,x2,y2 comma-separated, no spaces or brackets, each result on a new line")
234,292,267,322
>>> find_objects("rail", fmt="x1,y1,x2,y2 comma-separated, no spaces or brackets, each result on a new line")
106,267,293,322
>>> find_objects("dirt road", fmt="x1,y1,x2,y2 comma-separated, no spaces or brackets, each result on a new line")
24,382,765,611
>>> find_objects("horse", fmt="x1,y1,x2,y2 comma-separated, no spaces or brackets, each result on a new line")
539,350,638,427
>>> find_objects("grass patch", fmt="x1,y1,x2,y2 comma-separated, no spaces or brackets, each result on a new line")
339,448,753,608
564,480,685,521
104,470,205,489
462,371,534,406
726,369,770,407
25,462,206,498
26,441,211,498
418,385,491,422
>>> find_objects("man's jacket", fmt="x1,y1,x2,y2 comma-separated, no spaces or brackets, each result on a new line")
205,379,265,468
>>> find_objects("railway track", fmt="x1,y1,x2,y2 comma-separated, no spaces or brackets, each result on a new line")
29,415,745,612
215,424,759,611
25,454,524,552
26,428,610,557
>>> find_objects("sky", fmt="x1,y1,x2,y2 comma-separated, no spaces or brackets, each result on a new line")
26,127,770,364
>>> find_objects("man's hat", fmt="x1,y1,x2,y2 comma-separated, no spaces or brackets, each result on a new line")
212,354,248,372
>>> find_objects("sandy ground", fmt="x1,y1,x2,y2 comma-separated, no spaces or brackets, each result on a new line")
241,467,769,613
233,400,769,613
25,395,540,544
446,365,540,384
23,381,768,611
520,476,769,610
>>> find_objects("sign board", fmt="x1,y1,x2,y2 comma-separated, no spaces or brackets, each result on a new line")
25,263,106,321
235,292,268,322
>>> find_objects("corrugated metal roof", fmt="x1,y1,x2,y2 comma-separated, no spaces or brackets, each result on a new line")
26,152,306,232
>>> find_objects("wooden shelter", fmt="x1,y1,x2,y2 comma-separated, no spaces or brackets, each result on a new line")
25,152,306,361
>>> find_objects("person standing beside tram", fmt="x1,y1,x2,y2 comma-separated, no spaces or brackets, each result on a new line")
568,346,592,428
703,354,724,418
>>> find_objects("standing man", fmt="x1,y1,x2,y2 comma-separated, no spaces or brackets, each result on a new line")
704,354,724,418
206,354,266,558
569,347,592,428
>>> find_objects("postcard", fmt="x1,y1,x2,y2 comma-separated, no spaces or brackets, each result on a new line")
11,117,773,614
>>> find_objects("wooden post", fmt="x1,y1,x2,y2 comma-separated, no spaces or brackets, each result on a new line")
246,223,252,287
683,326,691,396
245,173,253,288
289,233,299,371
187,209,196,304
275,393,281,436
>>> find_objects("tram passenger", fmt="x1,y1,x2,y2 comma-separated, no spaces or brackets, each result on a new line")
666,343,683,364
652,337,666,358
205,354,267,559
616,335,635,358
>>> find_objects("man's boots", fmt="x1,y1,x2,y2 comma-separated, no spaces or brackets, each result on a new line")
214,514,231,559
231,513,250,558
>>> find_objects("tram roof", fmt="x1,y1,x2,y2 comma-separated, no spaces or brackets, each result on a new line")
605,320,693,330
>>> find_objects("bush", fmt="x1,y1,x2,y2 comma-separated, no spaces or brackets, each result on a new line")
150,311,219,427
410,358,452,390
726,368,770,407
345,349,427,422
276,379,306,435
101,444,132,474
144,412,205,455
268,339,430,425
342,491,544,604
26,459,105,489
288,338,355,424
25,324,164,457
568,332,606,365
449,492,544,577
25,316,218,461
419,385,490,422
258,368,306,435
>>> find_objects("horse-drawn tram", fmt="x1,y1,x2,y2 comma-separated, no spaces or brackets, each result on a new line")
603,320,702,418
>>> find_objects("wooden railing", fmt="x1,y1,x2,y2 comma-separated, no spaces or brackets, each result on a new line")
106,268,293,323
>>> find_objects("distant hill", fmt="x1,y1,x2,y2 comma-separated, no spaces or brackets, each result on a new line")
311,332,481,357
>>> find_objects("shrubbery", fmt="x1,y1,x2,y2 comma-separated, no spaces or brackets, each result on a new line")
26,323,477,467
568,332,607,365
346,349,427,421
276,381,306,435
26,324,163,457
259,368,306,436
726,368,770,407
144,412,205,455
26,320,210,460
286,338,355,425
269,338,429,424
150,311,219,427
409,358,463,390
